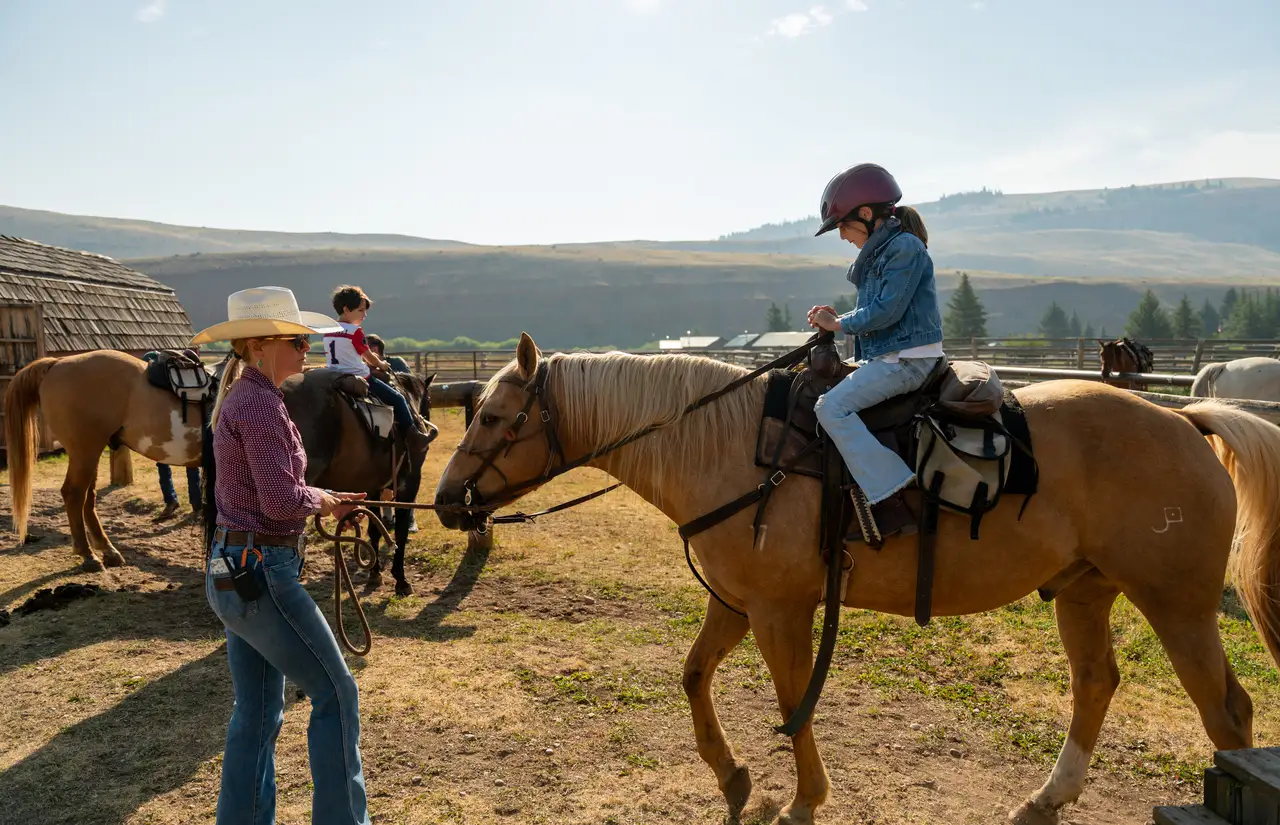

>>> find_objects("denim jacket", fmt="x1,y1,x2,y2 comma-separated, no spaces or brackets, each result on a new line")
838,216,944,361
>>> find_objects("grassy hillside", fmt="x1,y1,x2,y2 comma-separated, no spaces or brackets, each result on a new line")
0,205,468,259
132,246,1257,348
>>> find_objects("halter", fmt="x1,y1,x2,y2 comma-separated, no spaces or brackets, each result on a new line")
454,360,568,513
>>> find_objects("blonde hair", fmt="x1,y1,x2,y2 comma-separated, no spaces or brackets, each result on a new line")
210,338,251,430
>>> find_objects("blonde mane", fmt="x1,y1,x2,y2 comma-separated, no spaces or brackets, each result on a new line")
483,350,768,502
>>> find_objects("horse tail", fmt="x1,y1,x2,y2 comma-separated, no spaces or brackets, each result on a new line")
1191,362,1225,398
4,358,58,543
1180,401,1280,667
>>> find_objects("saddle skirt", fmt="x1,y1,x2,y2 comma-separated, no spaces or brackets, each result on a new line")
756,352,1021,538
330,373,397,441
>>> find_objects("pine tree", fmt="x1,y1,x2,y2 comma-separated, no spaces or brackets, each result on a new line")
1221,287,1240,326
783,304,793,329
1225,291,1272,338
1068,311,1083,338
1126,290,1173,338
1084,322,1095,339
943,273,988,338
766,302,787,332
833,294,855,315
1200,300,1221,336
1038,301,1071,339
1171,295,1196,338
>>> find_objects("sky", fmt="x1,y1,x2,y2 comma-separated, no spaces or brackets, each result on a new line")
1,0,1277,245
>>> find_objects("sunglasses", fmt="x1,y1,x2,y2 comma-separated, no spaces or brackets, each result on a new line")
262,335,311,352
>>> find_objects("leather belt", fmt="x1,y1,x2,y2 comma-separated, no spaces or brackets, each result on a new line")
213,526,306,551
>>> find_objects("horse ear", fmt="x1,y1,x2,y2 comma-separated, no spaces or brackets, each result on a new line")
516,332,540,379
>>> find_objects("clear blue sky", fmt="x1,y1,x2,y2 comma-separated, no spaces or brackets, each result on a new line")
1,0,1276,244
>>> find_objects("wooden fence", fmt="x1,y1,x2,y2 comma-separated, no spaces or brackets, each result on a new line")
193,337,1280,384
0,301,55,460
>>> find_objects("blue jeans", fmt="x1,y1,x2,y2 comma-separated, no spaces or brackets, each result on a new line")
367,376,415,433
159,463,201,507
205,538,371,825
813,357,940,504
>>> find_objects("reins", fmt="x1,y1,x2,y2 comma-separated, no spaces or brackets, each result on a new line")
311,331,832,658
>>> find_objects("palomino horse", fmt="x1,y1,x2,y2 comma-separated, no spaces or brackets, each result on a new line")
281,367,437,595
1191,356,1280,402
434,333,1280,825
6,350,208,570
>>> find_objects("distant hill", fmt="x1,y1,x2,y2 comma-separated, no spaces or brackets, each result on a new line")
132,245,1256,349
0,205,468,259
5,177,1279,347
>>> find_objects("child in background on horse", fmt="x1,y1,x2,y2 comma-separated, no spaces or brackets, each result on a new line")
324,286,434,453
807,163,944,540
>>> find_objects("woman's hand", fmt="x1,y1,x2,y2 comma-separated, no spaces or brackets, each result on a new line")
318,490,367,521
808,307,843,333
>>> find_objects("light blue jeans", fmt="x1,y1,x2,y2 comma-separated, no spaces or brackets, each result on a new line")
205,538,371,825
813,356,941,503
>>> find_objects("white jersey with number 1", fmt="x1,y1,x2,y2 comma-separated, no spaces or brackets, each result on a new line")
323,322,371,377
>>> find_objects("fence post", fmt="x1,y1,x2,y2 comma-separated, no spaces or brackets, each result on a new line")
1075,338,1085,369
472,351,478,380
109,446,133,487
970,337,978,359
1192,339,1206,372
414,351,422,375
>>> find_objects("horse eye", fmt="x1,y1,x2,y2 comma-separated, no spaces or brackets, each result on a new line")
480,413,500,427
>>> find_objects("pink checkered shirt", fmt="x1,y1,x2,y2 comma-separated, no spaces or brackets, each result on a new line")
213,367,324,535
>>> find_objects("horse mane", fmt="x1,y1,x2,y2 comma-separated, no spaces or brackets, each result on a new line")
485,351,767,503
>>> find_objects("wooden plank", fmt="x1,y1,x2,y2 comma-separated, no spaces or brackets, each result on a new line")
1216,748,1280,790
109,446,134,486
1152,804,1231,825
1204,766,1241,820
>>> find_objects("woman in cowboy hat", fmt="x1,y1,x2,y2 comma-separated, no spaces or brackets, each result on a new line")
192,286,372,825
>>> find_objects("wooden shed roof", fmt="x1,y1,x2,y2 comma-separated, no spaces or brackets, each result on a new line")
0,235,194,353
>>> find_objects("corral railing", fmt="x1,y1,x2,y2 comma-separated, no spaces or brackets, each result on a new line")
198,337,1280,382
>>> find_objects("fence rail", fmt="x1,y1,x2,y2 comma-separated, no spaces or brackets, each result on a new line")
198,337,1280,383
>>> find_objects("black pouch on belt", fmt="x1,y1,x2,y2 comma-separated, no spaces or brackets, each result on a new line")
220,547,262,602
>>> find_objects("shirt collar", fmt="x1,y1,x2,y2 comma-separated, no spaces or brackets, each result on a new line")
242,365,284,398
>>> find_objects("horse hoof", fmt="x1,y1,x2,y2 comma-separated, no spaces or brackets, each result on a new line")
1008,799,1060,825
722,764,752,817
102,549,126,568
365,571,383,591
80,556,105,573
395,580,414,597
774,805,814,825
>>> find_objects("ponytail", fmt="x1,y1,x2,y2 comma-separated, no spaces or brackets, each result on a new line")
893,205,929,248
209,339,249,431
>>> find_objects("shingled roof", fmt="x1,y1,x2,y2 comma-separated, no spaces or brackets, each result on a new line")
0,235,194,353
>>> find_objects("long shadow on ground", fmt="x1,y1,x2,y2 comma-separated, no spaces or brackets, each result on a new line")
0,647,230,825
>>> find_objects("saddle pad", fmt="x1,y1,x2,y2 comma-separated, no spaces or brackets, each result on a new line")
145,350,214,403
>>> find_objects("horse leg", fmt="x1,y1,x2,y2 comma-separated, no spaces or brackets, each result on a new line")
1010,570,1120,825
60,449,104,571
683,597,753,820
751,604,830,824
83,485,125,568
363,522,384,591
391,469,422,597
1130,594,1253,751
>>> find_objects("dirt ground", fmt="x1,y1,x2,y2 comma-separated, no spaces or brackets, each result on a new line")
3,408,1274,825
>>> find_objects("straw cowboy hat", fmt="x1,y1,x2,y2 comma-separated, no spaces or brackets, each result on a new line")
190,286,343,345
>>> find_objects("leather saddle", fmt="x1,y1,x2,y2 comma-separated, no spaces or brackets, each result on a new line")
331,373,396,442
754,338,1038,625
145,349,215,423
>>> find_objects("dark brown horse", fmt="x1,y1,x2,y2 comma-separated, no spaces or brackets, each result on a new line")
1098,336,1154,390
280,368,436,595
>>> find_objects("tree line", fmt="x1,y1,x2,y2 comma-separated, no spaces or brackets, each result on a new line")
940,275,1278,341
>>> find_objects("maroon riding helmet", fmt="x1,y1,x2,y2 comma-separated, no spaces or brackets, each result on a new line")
815,163,903,237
